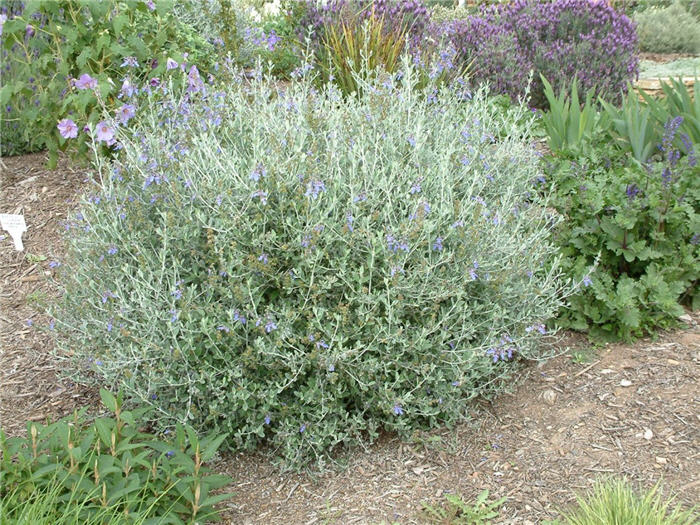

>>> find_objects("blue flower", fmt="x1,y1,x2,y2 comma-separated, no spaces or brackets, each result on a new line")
582,275,592,287
249,163,266,181
217,325,230,333
170,309,179,323
251,190,268,204
107,245,118,255
120,56,138,68
258,253,269,264
265,320,277,333
525,324,545,334
353,193,367,203
305,179,326,200
390,266,404,277
393,404,404,416
26,319,33,327
264,415,271,425
300,423,306,433
432,237,443,251
49,260,60,268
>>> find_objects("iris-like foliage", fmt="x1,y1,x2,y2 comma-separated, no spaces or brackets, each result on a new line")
50,59,574,469
444,0,639,107
299,0,431,50
1,389,232,524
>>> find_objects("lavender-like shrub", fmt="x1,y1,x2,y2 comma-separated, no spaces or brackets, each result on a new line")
50,60,575,469
445,0,639,106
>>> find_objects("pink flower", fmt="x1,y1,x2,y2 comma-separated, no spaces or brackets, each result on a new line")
95,121,114,143
166,58,178,70
74,73,98,90
57,118,78,139
116,104,136,124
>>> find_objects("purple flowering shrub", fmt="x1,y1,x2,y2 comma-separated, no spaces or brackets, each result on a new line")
444,0,639,107
0,0,217,164
50,61,575,468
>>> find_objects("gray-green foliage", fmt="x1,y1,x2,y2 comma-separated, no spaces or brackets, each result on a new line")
639,58,700,79
634,1,700,53
50,59,575,469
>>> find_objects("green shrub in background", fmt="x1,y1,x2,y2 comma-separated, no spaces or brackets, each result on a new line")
49,59,575,469
625,0,700,18
254,0,307,79
0,389,232,524
0,0,216,165
634,1,700,54
551,478,698,525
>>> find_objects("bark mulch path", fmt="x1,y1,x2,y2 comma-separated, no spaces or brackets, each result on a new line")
1,152,698,524
0,152,96,437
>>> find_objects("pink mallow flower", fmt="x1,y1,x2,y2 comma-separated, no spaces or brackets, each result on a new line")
95,121,115,143
116,104,136,124
57,118,78,139
74,73,98,90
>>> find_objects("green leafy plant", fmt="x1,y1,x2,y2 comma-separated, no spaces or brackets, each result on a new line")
254,0,307,79
421,490,506,524
601,90,662,164
48,58,575,470
550,123,699,340
0,0,216,164
540,76,609,155
551,478,698,525
0,389,233,524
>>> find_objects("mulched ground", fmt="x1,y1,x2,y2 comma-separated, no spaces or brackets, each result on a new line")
0,153,97,437
639,52,700,63
1,152,698,524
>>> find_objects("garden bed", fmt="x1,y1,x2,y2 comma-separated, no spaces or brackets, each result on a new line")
1,152,698,524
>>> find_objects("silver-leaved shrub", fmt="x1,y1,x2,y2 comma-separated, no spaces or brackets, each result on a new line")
51,60,575,469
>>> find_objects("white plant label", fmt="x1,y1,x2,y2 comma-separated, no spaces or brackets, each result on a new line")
0,213,27,251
